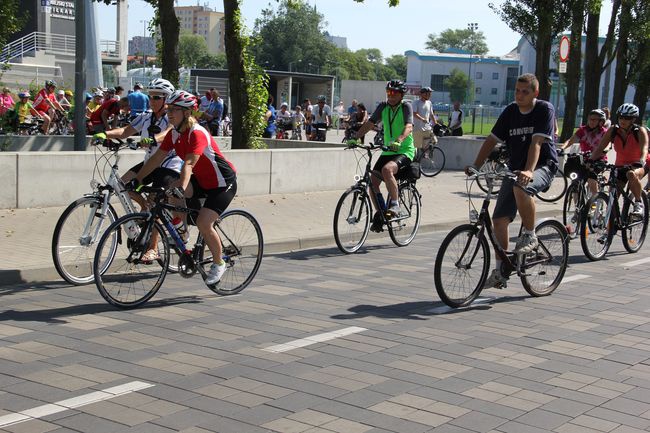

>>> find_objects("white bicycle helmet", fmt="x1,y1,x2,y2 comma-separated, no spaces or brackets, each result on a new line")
148,78,175,96
617,103,639,118
165,90,197,109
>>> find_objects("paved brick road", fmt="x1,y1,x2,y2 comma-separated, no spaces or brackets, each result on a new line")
1,229,649,432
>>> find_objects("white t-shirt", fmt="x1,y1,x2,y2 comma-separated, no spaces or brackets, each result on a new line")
450,109,463,130
413,99,433,131
312,104,331,123
131,111,183,172
292,112,306,125
277,109,292,121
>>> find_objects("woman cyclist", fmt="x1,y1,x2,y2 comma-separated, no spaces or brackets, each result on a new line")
130,90,237,286
591,103,649,217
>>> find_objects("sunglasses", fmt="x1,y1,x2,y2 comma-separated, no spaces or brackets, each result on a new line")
386,89,402,96
619,115,635,120
151,95,165,101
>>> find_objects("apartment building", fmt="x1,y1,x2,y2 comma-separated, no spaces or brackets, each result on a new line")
174,5,225,55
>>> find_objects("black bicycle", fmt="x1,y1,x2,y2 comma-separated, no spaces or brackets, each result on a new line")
333,141,421,253
93,185,264,308
416,133,445,177
434,167,569,308
476,144,567,202
580,163,649,261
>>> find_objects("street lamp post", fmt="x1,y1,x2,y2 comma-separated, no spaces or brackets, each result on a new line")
141,20,149,74
467,22,478,105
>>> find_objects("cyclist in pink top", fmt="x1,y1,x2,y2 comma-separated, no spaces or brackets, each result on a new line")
560,109,608,195
0,87,14,116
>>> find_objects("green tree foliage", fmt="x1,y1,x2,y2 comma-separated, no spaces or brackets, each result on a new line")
425,29,489,55
444,68,472,103
196,53,227,69
251,0,337,71
385,55,407,79
178,31,209,68
0,0,27,49
489,0,571,100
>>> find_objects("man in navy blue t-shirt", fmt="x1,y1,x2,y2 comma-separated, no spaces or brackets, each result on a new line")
466,73,558,289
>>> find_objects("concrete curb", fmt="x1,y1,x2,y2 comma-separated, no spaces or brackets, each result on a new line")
0,210,562,288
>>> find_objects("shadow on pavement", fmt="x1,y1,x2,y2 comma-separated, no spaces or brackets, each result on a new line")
0,296,203,324
331,295,531,320
269,244,390,260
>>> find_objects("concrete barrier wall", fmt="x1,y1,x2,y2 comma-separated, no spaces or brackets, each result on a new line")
2,135,486,209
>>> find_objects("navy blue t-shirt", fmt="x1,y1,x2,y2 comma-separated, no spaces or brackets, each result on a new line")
491,99,557,171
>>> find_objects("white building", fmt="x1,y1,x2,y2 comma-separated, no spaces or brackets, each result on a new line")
405,50,520,107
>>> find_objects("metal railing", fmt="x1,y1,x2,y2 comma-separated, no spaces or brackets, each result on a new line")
0,32,121,63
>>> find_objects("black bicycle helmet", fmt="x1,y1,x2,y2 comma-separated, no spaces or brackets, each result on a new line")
588,109,606,120
45,80,57,88
386,79,406,93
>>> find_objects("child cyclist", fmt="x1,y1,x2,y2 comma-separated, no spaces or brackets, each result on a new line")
128,90,237,286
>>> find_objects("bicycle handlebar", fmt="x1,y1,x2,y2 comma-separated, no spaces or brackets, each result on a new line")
92,137,139,151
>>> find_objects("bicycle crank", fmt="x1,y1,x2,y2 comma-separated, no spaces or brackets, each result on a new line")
178,254,197,278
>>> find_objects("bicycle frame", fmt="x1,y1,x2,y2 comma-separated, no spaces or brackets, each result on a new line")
599,165,642,233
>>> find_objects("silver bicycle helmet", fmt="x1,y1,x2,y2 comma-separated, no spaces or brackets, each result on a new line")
617,103,639,118
148,78,175,96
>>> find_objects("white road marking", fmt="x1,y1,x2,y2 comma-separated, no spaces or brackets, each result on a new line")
561,274,591,283
622,257,650,268
0,381,154,428
262,326,367,353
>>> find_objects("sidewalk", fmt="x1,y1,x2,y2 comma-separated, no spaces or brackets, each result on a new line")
0,171,563,286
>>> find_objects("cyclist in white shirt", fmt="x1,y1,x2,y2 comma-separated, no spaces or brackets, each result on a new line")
310,95,331,141
412,86,437,149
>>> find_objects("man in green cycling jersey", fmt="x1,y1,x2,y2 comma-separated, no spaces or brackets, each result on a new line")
354,79,414,232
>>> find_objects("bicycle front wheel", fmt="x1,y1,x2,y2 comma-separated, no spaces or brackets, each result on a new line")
434,224,490,308
388,183,421,247
200,209,264,296
580,192,612,261
419,146,445,177
333,188,371,253
93,214,169,309
521,219,568,297
622,191,649,253
52,196,118,285
536,169,567,203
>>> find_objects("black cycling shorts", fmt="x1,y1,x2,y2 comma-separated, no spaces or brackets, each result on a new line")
129,162,180,188
373,154,411,175
616,165,643,184
190,177,237,215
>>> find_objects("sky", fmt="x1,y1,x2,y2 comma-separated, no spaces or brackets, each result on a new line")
98,0,614,58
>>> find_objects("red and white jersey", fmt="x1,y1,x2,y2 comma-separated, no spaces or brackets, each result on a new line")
160,123,236,189
33,89,55,112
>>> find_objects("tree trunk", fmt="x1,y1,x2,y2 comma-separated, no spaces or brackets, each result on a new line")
535,1,554,101
632,40,650,121
223,0,249,150
611,0,632,120
582,9,600,124
633,80,650,122
560,0,584,142
158,0,180,86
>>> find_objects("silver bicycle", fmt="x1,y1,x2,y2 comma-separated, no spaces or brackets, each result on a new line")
51,138,142,285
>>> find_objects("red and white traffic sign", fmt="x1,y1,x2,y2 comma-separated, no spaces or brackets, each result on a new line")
559,36,570,62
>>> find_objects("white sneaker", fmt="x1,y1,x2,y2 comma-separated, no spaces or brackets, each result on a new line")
484,269,508,289
205,262,226,285
632,201,644,219
514,233,538,254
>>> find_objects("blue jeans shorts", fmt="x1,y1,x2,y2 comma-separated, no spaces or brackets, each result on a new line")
493,165,555,222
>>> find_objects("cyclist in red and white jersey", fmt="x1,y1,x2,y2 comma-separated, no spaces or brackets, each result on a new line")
131,90,237,285
591,103,649,217
33,80,66,134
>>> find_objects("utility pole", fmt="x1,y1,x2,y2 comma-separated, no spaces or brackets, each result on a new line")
74,0,86,151
466,22,478,106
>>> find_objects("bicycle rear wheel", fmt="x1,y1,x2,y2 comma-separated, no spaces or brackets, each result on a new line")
333,188,371,253
52,196,118,285
388,183,421,246
434,224,490,308
536,169,567,203
419,146,445,177
562,181,585,236
580,192,612,261
200,209,264,295
521,219,568,297
93,214,169,309
476,160,506,194
622,191,649,253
